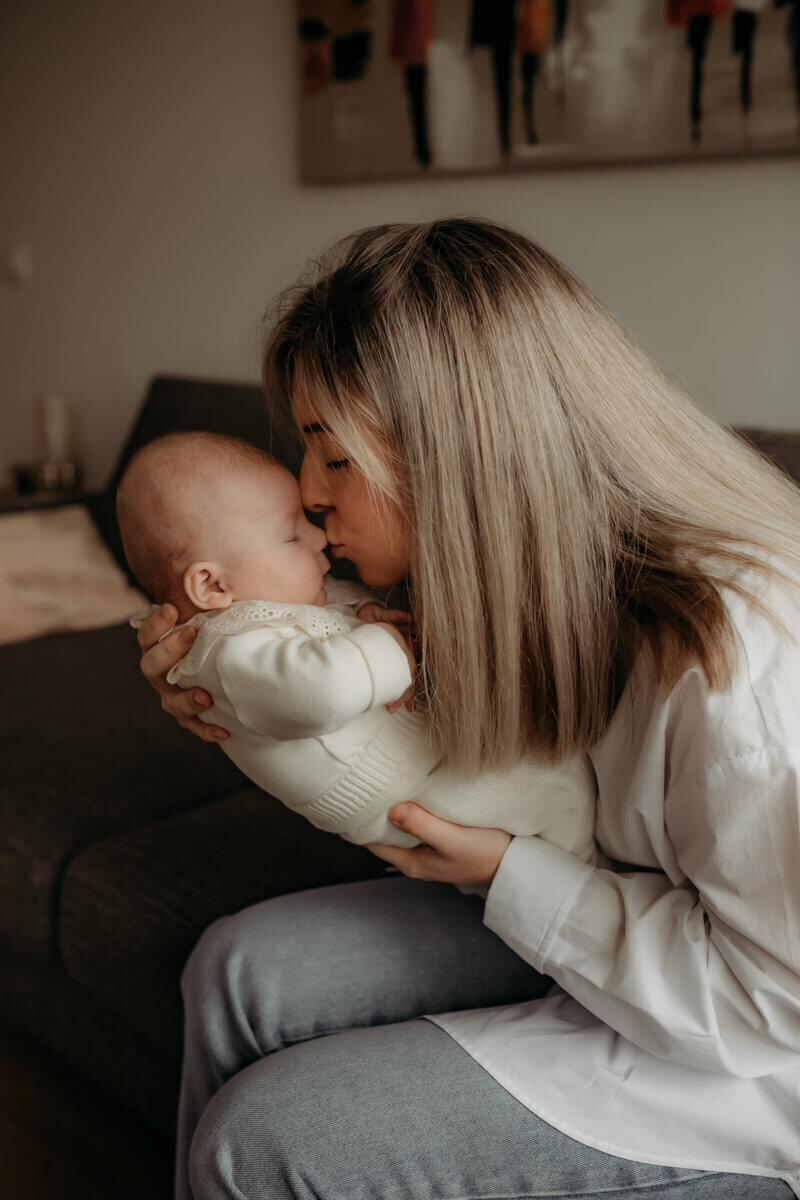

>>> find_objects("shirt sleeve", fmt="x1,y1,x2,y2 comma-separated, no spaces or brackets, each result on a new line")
484,746,800,1078
214,623,412,741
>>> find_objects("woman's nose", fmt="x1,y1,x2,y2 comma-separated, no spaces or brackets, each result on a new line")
299,456,333,514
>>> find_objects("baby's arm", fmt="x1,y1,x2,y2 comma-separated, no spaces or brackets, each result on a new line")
213,622,414,741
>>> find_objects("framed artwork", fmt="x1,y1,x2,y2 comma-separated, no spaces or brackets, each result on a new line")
296,0,800,181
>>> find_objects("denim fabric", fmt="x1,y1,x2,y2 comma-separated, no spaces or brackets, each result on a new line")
177,877,792,1200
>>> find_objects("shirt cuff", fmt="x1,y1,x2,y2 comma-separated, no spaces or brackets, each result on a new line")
345,622,413,706
484,835,594,973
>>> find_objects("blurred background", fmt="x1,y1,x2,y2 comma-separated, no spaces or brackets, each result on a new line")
1,0,798,487
1,6,799,1197
299,0,800,179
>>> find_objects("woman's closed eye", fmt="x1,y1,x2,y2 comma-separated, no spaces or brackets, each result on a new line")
326,459,350,471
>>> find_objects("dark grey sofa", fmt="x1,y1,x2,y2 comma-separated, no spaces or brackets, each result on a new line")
0,376,388,1139
2,374,798,1141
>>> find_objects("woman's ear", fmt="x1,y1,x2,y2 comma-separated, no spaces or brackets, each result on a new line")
183,562,233,611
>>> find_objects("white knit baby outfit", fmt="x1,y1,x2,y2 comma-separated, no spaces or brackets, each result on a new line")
148,579,596,859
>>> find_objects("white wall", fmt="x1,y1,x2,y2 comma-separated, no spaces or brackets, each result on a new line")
2,0,798,490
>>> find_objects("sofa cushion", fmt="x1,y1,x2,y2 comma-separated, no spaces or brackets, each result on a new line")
0,949,181,1139
58,789,386,1052
0,621,248,968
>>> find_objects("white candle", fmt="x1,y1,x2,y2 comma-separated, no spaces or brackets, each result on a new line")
37,394,71,462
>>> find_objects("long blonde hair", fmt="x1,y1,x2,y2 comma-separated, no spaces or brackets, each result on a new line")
262,218,800,776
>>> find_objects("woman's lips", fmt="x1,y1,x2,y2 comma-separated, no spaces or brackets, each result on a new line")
328,544,346,558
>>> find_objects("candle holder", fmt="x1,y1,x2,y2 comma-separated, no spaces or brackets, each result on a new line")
8,395,84,504
10,458,83,502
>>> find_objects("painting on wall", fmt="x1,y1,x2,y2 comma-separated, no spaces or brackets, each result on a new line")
296,0,800,181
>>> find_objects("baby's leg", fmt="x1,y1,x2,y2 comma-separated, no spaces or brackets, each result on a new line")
417,751,597,859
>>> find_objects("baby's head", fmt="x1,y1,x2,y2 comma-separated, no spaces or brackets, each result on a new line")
116,432,330,622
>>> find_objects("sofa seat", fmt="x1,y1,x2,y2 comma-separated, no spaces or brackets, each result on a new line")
59,790,386,1059
1,622,248,968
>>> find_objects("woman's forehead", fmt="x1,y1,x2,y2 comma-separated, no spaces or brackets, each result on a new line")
290,378,328,431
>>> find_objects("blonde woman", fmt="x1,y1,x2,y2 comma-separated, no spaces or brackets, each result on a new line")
138,219,800,1200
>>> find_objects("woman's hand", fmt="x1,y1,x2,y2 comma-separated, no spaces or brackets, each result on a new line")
137,603,229,742
357,604,415,637
365,802,512,888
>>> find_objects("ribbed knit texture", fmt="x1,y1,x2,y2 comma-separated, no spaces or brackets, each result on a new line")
298,707,439,835
295,709,597,860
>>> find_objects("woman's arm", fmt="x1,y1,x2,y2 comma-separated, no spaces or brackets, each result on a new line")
371,747,800,1079
483,746,800,1078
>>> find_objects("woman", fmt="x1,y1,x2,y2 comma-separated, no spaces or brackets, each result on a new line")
139,219,800,1199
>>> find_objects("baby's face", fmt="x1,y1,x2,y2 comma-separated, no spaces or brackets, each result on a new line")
211,465,331,606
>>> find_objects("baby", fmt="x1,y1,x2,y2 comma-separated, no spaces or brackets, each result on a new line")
117,431,597,857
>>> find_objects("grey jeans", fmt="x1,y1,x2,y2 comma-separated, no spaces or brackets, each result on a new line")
177,877,792,1200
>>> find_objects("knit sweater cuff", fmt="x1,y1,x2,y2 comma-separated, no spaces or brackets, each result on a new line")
299,707,440,838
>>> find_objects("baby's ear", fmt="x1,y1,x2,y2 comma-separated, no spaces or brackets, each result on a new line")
183,562,233,611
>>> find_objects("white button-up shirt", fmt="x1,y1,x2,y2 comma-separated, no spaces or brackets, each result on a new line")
429,574,800,1196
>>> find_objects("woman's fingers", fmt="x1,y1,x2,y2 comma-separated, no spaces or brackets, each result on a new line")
386,682,415,714
139,625,198,691
136,605,229,741
176,712,230,742
159,685,229,740
381,609,415,632
365,802,512,887
364,841,419,872
136,603,179,652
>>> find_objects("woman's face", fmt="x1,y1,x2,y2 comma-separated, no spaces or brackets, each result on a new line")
293,385,412,589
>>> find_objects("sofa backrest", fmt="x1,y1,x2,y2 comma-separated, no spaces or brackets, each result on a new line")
90,375,304,574
736,427,800,488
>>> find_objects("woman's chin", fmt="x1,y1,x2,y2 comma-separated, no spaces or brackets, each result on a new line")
358,567,403,590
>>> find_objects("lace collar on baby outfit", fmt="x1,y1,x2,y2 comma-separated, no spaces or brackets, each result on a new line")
130,599,353,678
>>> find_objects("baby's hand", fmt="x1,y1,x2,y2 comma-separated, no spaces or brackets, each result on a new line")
358,603,415,639
374,620,417,713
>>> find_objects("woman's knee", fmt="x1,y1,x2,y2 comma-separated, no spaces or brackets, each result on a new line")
181,893,303,1001
187,1034,375,1200
187,1048,329,1200
181,887,340,996
181,913,232,1001
180,901,288,1061
180,890,352,1056
188,1074,248,1200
